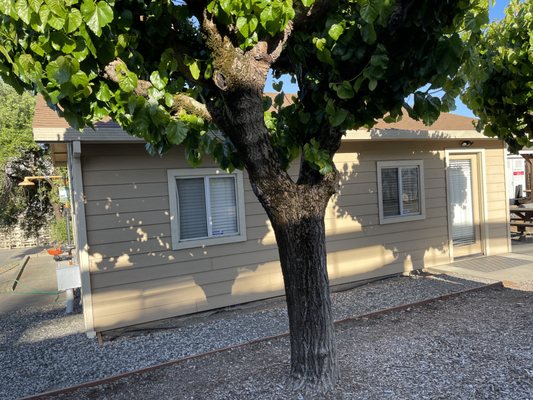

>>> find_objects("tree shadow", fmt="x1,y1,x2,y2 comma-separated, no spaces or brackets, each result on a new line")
81,128,509,332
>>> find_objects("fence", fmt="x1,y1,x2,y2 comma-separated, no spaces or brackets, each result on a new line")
0,226,50,249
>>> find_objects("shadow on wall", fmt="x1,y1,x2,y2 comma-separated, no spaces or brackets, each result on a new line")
82,132,497,330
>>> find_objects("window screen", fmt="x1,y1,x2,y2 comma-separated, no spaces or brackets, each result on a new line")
209,177,238,236
378,161,424,223
381,168,400,217
176,176,238,241
401,167,420,215
176,178,208,240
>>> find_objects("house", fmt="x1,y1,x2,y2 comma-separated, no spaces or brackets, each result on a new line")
33,96,510,337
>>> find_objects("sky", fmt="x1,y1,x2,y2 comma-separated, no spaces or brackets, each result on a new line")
265,0,512,118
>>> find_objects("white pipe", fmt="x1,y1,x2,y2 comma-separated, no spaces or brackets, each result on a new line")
65,289,74,314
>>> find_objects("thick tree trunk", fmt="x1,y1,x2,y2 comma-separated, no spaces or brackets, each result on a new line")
258,185,338,391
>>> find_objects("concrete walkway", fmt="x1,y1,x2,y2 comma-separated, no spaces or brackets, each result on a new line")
0,249,61,314
429,239,533,286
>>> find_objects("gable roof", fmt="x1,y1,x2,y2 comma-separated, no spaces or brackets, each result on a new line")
33,94,485,143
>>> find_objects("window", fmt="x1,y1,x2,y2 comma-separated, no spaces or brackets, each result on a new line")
167,168,247,249
377,160,425,224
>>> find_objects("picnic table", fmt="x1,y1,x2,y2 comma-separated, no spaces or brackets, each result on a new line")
510,205,533,239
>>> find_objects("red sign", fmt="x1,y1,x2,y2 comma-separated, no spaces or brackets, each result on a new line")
514,171,525,176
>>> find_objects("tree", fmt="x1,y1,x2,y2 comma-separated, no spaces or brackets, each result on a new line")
462,0,532,153
0,0,488,391
0,80,55,236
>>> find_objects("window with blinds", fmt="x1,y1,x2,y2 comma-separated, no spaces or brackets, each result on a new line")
167,169,247,250
377,161,425,224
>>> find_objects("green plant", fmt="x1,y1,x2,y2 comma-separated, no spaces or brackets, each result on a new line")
48,216,67,244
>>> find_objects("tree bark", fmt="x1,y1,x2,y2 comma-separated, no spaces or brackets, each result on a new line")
202,25,339,388
257,183,338,391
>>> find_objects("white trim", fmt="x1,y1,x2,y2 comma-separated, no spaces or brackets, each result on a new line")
377,160,426,224
503,145,512,252
34,127,143,143
35,125,495,144
444,148,488,260
167,168,247,250
69,142,96,338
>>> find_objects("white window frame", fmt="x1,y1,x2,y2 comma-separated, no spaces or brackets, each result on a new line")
167,168,247,250
377,160,426,224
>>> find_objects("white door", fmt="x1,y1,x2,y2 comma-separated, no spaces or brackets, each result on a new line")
448,154,483,258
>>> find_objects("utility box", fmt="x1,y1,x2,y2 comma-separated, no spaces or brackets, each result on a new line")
56,263,81,291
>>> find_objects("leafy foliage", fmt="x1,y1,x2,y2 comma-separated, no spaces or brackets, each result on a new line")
462,0,533,153
1,146,55,236
0,80,55,236
0,0,489,174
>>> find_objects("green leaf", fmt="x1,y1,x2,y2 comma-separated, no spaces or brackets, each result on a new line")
66,9,83,33
301,0,314,6
28,0,41,12
329,107,348,127
46,56,79,85
166,120,188,145
50,31,77,54
164,93,174,108
360,0,382,23
272,80,283,92
17,53,42,82
186,147,202,166
38,5,50,27
115,63,137,92
47,0,67,18
188,60,200,80
333,81,354,99
298,110,311,124
150,71,167,90
30,42,45,57
368,79,378,91
70,70,89,88
96,82,112,101
203,63,212,80
236,16,249,37
81,0,114,36
15,0,31,25
47,14,66,30
360,23,376,44
328,23,344,41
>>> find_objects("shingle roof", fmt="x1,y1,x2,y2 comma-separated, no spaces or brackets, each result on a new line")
33,94,476,131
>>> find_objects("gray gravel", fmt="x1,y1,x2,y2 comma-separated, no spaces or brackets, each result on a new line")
43,283,533,400
0,274,498,399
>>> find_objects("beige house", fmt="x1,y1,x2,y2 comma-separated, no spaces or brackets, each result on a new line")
34,97,510,337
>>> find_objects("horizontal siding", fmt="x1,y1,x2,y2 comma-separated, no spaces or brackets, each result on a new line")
484,145,510,255
81,140,509,331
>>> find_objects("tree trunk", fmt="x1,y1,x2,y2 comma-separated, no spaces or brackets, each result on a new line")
258,184,338,391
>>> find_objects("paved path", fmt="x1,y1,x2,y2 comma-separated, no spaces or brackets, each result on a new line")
0,249,60,315
0,246,44,266
429,239,533,285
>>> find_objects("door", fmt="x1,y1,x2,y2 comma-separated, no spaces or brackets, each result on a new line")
448,153,483,258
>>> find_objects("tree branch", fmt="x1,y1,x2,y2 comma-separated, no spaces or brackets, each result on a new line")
103,59,151,97
173,94,213,123
102,59,213,123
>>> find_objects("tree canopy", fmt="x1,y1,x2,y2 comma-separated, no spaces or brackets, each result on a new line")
0,0,488,173
462,0,532,153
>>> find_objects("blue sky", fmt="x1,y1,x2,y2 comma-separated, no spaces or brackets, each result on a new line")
265,1,511,118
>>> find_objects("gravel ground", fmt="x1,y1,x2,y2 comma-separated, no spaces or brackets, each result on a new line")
0,274,501,399
42,283,533,400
